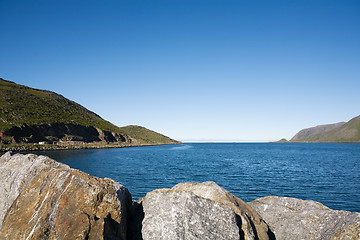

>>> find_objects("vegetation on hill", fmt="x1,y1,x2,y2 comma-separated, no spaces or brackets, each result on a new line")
0,78,119,132
288,115,360,143
119,125,180,144
0,78,179,147
290,122,346,142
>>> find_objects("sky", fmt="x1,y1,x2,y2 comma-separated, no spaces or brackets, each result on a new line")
1,0,359,142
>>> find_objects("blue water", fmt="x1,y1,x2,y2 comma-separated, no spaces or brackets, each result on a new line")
37,143,360,212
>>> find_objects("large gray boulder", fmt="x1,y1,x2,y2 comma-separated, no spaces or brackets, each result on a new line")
0,152,131,239
0,151,70,230
140,181,273,240
248,196,360,240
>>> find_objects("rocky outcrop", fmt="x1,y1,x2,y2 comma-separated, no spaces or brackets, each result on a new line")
248,196,360,240
3,123,129,144
0,152,131,239
139,181,273,240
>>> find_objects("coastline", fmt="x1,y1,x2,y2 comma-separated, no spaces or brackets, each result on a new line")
0,141,181,153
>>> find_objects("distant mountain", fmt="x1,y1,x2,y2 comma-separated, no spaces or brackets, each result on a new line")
0,78,179,148
288,115,360,143
290,122,346,141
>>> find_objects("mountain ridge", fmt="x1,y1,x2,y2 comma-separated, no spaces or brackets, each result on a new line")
284,115,360,143
290,122,346,141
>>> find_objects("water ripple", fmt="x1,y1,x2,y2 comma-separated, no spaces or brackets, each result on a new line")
39,143,360,211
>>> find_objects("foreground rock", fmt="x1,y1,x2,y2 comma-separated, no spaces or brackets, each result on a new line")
330,222,360,240
0,152,131,239
248,196,360,240
139,181,273,240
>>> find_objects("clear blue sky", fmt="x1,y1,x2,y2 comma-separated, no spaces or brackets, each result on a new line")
1,0,359,142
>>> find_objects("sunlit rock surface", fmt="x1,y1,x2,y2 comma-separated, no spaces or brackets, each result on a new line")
330,222,360,240
248,196,360,240
0,152,131,240
140,181,273,240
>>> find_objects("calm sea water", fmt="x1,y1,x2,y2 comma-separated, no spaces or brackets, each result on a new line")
37,143,360,212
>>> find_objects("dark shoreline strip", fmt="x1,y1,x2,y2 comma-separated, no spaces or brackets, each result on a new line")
0,142,181,153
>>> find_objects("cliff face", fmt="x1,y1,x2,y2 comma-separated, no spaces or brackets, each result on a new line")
3,122,129,144
0,152,359,240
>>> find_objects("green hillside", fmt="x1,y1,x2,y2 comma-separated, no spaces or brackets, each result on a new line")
119,125,179,144
0,78,179,146
289,115,360,143
0,78,119,132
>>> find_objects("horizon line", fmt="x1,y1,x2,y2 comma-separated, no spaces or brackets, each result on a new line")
179,139,277,143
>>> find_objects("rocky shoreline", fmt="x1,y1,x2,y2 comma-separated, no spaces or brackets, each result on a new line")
0,152,359,240
0,142,179,153
0,122,181,153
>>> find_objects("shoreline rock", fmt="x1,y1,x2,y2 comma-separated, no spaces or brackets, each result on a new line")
0,152,359,240
139,181,274,240
248,196,360,240
0,152,131,239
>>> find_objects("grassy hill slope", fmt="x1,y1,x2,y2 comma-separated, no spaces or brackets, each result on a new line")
0,78,179,146
289,115,360,143
0,78,119,132
119,125,178,144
